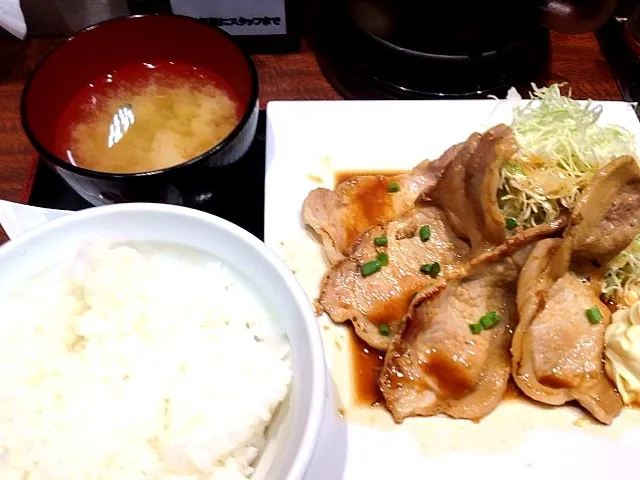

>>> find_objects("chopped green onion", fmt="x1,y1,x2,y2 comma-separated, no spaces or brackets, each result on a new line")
379,323,391,336
420,261,441,278
430,262,441,277
419,225,431,242
586,306,603,324
377,252,389,266
387,182,400,193
480,317,493,329
505,217,518,231
374,235,388,247
361,260,381,277
469,323,483,335
479,311,500,329
469,312,500,334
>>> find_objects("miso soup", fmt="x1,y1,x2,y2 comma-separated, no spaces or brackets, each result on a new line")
56,61,240,174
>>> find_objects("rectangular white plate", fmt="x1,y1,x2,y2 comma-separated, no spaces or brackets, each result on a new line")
264,99,640,480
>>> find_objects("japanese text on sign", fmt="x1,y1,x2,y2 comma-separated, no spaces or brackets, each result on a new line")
170,0,287,36
201,16,282,27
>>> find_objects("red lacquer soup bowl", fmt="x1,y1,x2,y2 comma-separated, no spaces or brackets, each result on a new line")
21,14,259,207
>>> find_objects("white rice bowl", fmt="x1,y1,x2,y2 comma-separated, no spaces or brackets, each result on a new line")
0,238,293,480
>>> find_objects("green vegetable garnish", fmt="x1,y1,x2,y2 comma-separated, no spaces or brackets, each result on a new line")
469,312,500,334
420,261,441,278
374,235,388,247
469,323,483,335
505,217,518,231
419,225,431,242
479,311,500,329
379,323,391,336
429,262,441,277
586,306,603,325
361,260,381,277
377,252,389,266
387,182,400,193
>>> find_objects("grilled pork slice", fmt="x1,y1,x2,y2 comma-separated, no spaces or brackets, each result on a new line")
319,202,566,352
318,206,470,351
379,259,519,422
552,155,640,278
512,156,640,425
421,124,517,255
512,239,623,424
302,142,463,264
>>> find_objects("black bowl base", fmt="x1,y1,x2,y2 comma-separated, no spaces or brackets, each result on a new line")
27,111,266,240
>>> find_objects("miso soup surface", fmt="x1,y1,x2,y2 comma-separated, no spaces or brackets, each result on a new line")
56,61,241,174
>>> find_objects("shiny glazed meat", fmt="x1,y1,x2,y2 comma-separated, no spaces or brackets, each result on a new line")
304,121,639,425
303,143,461,264
512,239,623,424
421,124,517,254
317,125,568,352
512,156,640,424
319,206,470,351
379,259,520,422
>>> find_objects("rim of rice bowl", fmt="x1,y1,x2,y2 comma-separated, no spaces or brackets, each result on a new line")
0,203,326,480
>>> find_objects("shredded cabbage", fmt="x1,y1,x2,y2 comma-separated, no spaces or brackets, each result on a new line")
603,235,640,307
498,83,637,228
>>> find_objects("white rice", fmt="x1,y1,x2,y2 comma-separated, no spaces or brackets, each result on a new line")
0,240,291,480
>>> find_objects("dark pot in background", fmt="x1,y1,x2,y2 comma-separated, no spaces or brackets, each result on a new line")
308,0,617,100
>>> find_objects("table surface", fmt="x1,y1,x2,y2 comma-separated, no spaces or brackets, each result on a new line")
0,32,624,243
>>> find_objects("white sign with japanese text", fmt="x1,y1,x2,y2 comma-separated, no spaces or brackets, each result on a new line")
169,0,287,36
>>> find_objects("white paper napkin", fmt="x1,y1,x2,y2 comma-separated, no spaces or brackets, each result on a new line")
0,200,72,240
0,0,27,39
